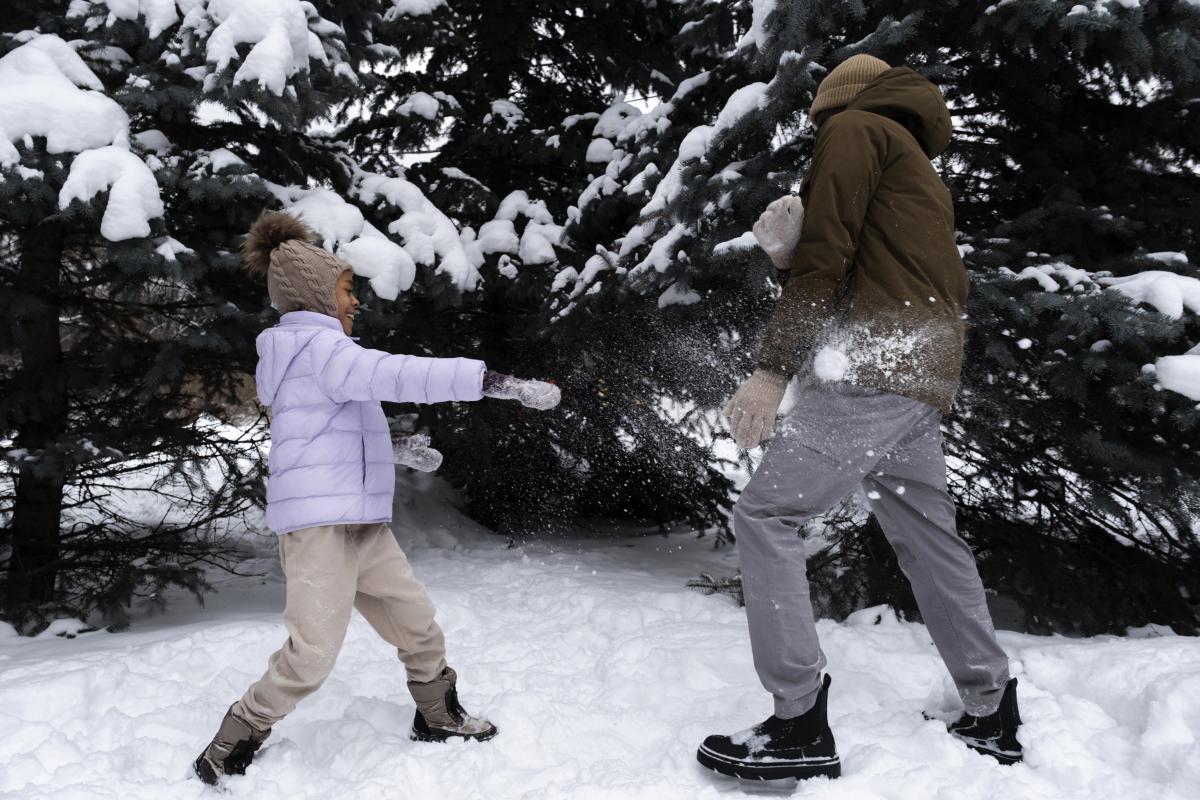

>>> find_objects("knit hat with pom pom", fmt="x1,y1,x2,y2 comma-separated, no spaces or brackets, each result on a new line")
242,211,351,318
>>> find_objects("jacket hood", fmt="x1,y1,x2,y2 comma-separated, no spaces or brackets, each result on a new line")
255,311,344,406
845,66,952,158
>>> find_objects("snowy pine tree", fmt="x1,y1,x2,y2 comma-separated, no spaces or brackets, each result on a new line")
0,0,362,631
334,1,738,534
566,0,1200,632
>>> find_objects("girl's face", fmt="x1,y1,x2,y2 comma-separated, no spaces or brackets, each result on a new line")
335,270,359,334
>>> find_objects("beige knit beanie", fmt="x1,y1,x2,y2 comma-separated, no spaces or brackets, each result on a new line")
809,54,892,120
242,211,350,319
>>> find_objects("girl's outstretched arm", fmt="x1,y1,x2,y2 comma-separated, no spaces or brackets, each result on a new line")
309,330,485,405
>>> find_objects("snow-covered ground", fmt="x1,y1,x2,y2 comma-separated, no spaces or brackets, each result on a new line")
1,477,1198,800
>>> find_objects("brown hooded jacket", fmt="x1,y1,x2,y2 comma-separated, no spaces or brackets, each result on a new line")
756,66,968,413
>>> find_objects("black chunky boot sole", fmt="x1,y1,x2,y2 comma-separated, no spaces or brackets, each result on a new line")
696,743,842,781
954,735,1023,765
411,725,499,743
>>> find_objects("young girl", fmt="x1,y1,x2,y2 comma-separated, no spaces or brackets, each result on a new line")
194,212,559,785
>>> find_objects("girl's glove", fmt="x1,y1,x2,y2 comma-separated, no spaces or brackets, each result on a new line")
483,370,561,410
752,195,805,270
722,369,789,449
394,433,443,472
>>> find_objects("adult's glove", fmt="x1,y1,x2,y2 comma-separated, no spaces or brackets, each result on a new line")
395,433,443,472
722,369,789,449
752,195,805,270
483,370,561,410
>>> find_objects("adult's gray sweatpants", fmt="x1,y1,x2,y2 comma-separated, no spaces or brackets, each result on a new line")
734,381,1009,719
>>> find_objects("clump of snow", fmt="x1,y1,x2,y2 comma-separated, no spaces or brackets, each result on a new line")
713,82,769,140
1011,262,1093,293
194,0,333,96
712,231,757,256
0,34,130,165
397,91,440,120
206,147,245,171
1146,251,1187,265
585,138,615,163
271,186,416,297
354,171,485,291
631,222,688,275
476,219,519,255
813,346,851,381
487,99,524,130
1151,348,1200,401
492,190,562,265
658,282,701,308
1101,271,1200,319
737,0,778,51
101,0,180,39
59,145,164,241
384,0,446,18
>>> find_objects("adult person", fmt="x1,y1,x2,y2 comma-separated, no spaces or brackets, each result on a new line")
696,55,1021,783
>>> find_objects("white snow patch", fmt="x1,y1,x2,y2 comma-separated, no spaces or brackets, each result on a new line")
658,282,701,308
0,34,130,165
1152,353,1200,401
1102,271,1200,319
712,231,757,257
2,512,1198,799
737,0,778,51
813,346,851,381
58,145,164,241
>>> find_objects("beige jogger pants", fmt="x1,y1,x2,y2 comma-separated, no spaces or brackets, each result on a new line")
232,523,447,731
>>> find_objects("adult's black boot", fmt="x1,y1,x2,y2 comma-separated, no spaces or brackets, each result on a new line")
697,673,840,781
193,706,271,785
947,677,1023,764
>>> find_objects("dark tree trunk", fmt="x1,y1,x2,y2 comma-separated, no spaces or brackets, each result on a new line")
5,224,68,615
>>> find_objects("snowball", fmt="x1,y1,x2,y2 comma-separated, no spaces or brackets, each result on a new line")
0,35,129,165
1016,338,1032,350
1102,271,1200,319
58,145,164,241
813,347,850,381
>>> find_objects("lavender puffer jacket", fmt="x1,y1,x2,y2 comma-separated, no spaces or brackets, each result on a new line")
256,311,485,534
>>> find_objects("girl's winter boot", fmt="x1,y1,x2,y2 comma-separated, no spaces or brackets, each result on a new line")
193,706,272,785
408,666,498,742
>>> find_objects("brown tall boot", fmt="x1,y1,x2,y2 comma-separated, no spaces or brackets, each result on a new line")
193,706,272,785
407,666,498,742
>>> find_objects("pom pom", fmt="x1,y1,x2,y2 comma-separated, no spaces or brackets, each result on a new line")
242,211,315,275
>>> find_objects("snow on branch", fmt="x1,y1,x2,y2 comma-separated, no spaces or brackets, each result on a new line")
269,185,416,299
59,146,164,241
0,34,129,165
